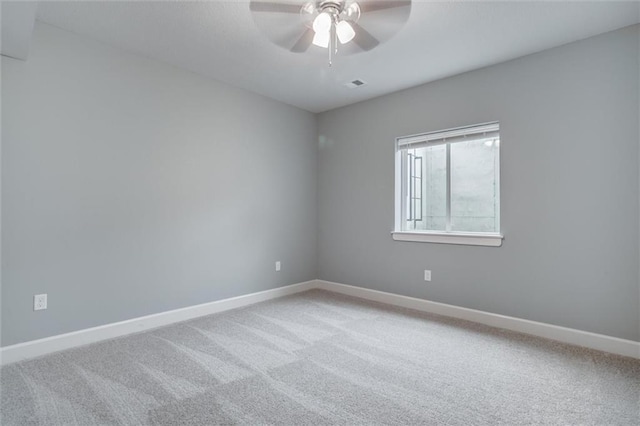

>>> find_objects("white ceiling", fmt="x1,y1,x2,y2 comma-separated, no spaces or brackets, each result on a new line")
1,1,37,60
33,0,640,113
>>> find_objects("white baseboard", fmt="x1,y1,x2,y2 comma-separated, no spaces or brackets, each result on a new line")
316,280,640,359
3,279,638,365
0,280,316,365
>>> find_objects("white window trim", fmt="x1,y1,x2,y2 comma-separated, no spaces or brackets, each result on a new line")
391,231,503,247
393,122,503,247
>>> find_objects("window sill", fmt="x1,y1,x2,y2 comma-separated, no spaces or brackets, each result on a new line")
391,231,503,247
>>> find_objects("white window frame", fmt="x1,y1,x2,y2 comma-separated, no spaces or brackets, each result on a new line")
392,122,504,247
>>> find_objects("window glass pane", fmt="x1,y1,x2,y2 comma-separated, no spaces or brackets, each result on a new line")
402,145,446,232
450,138,500,233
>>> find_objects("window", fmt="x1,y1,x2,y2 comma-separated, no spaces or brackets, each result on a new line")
393,122,503,246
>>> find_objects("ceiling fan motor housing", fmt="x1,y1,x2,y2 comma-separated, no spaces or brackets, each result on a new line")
313,1,360,23
318,1,343,13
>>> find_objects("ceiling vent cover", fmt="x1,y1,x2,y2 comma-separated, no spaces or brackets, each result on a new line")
345,79,366,88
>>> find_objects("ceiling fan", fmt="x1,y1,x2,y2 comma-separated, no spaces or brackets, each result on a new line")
250,0,412,65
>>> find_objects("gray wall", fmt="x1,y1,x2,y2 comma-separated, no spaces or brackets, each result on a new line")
3,22,638,347
1,23,318,346
317,25,640,341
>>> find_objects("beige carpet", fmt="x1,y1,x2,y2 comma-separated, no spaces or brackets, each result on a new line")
1,289,639,425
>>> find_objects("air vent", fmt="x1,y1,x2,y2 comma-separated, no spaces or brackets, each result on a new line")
344,79,366,89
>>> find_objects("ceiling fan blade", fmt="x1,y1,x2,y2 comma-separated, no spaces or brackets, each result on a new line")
358,0,411,14
290,28,314,52
249,1,303,14
349,22,380,51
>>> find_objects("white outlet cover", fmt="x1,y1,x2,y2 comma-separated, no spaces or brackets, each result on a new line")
34,294,47,311
424,270,432,281
275,261,281,272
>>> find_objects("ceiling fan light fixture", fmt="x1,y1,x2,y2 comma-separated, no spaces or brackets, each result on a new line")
250,0,412,61
336,20,355,44
312,30,330,48
312,12,332,34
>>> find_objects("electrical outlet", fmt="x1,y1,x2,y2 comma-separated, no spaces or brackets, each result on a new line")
275,261,281,272
34,294,47,311
424,270,432,281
